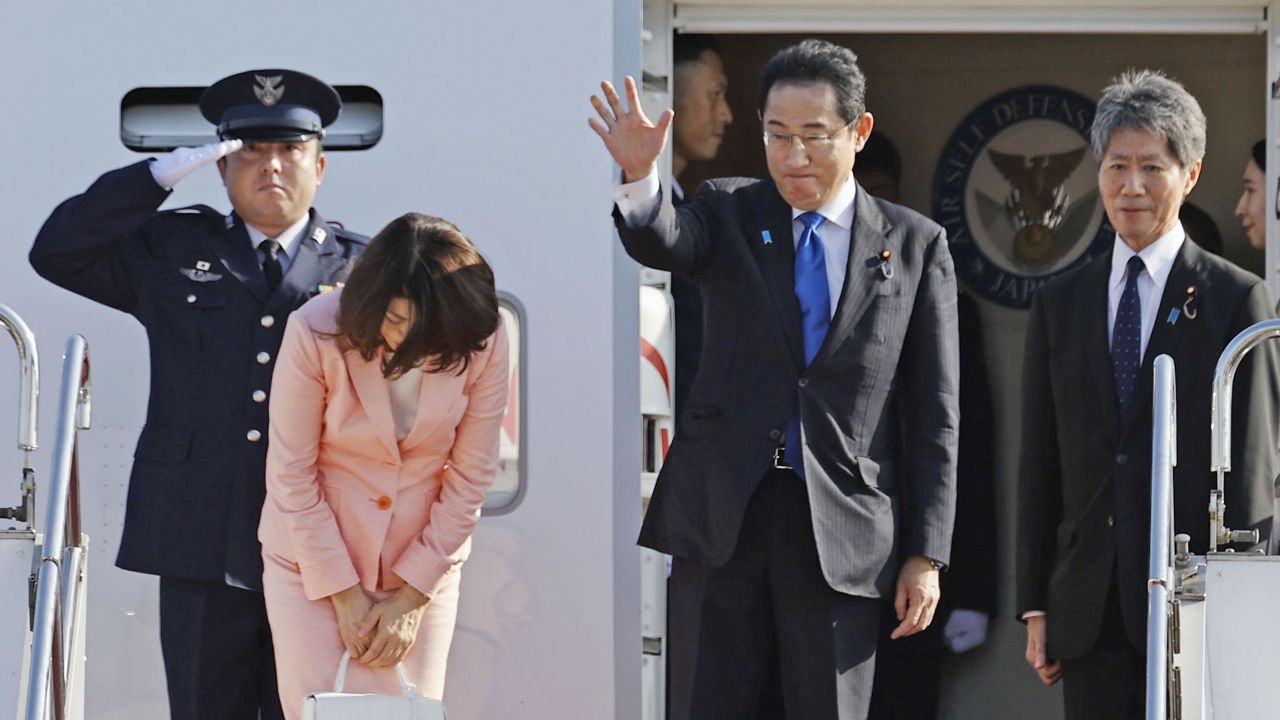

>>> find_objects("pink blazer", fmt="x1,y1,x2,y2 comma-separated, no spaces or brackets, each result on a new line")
259,290,509,601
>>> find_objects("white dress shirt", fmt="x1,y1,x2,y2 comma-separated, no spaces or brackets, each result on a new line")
614,171,857,319
388,368,424,440
1107,223,1185,361
244,213,310,276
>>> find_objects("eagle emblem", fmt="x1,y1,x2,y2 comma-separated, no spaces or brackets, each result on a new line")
987,146,1088,269
253,74,285,107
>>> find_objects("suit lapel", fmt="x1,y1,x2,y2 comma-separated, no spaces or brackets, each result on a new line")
215,215,269,302
268,211,346,311
348,352,401,461
747,182,805,370
1121,241,1197,435
812,186,896,367
1080,256,1121,441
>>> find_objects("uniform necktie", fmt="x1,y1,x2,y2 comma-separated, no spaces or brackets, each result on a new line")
1112,255,1145,416
259,238,283,294
784,211,830,476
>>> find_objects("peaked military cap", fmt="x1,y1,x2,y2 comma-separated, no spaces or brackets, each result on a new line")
199,69,341,142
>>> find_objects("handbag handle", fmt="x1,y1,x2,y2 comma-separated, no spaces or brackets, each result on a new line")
333,651,421,697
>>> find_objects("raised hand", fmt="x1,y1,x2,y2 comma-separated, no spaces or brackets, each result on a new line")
588,76,674,183
148,139,243,190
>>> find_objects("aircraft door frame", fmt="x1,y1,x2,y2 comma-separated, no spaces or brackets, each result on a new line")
1268,1,1280,301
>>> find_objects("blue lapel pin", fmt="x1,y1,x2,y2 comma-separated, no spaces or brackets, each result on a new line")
761,230,773,245
1167,308,1180,325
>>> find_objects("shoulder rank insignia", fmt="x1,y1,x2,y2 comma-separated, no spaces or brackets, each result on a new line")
179,263,223,282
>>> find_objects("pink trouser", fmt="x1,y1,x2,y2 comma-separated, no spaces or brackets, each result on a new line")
262,550,461,720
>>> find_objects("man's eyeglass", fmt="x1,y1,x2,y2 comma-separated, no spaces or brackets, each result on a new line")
762,119,856,153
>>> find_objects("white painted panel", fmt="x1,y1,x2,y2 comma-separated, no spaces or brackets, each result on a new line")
1266,1,1280,299
0,535,35,718
0,1,641,718
1203,555,1280,718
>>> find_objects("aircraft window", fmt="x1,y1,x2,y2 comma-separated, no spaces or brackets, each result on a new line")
483,293,525,513
119,85,383,151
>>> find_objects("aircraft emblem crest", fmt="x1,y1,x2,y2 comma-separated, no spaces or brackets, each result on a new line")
932,85,1112,309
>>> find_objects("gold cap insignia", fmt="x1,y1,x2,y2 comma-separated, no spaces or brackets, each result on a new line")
254,75,285,107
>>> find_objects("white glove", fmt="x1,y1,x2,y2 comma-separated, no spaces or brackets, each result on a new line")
942,608,989,654
148,139,243,190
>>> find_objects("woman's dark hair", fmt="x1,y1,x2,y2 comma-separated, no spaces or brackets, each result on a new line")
1252,139,1266,172
335,212,498,378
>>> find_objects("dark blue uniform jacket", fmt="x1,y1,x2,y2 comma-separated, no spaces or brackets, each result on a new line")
29,160,367,590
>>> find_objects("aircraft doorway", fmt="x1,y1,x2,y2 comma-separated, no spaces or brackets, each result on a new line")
651,27,1265,720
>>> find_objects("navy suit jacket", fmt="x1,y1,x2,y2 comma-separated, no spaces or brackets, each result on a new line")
1017,238,1280,656
30,161,367,590
616,177,959,598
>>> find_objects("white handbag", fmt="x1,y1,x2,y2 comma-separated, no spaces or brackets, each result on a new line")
302,652,448,720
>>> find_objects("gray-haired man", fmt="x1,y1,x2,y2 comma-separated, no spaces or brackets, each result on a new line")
1016,70,1280,719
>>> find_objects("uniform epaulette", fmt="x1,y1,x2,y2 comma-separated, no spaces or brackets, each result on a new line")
327,225,370,246
158,204,226,221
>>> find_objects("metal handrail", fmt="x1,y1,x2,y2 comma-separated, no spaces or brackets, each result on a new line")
1147,355,1176,720
24,335,90,720
0,303,39,458
1208,318,1280,549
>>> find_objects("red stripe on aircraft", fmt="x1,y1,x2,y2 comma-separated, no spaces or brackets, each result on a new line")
640,338,671,401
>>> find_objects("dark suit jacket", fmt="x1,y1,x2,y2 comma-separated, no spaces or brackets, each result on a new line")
1016,238,1280,658
616,177,959,598
29,160,367,590
669,187,703,420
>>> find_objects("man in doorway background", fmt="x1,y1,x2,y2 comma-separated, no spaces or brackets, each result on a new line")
668,33,734,418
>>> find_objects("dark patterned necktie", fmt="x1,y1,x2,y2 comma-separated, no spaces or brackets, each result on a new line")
1112,255,1145,416
784,211,830,477
259,238,283,293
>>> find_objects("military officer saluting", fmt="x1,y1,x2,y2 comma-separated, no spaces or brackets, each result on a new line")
29,69,367,719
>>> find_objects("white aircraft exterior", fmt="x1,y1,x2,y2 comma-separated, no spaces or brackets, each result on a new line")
2,2,1280,719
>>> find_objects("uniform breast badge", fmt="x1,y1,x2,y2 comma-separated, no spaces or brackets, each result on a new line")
179,260,223,282
317,283,345,293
